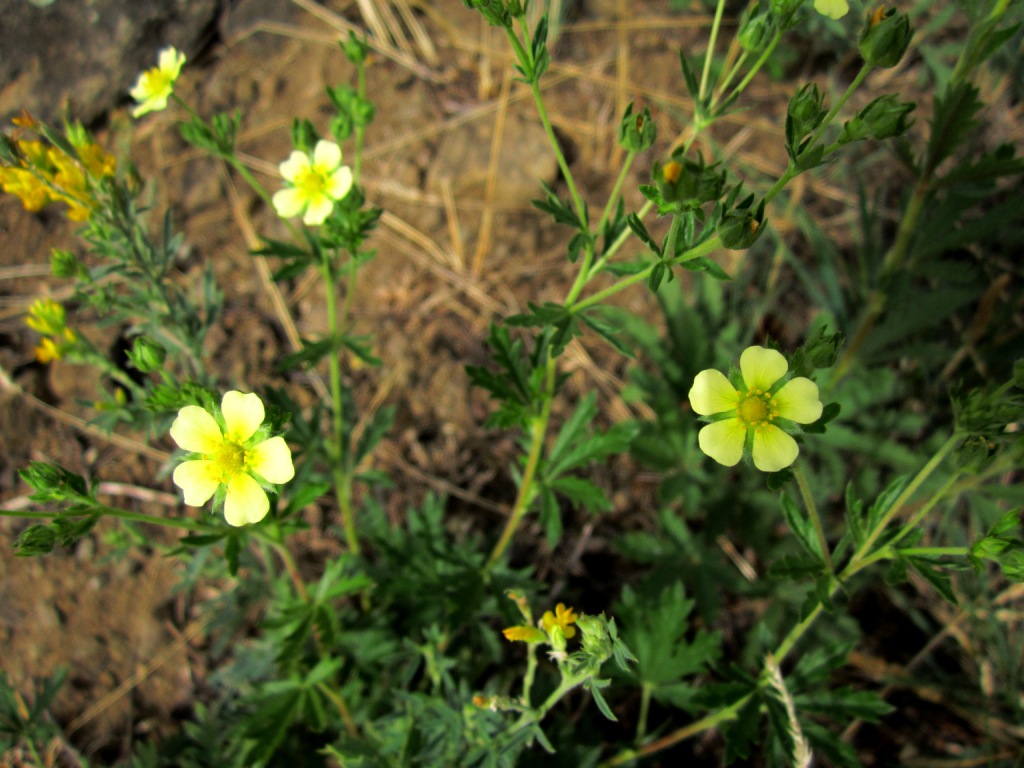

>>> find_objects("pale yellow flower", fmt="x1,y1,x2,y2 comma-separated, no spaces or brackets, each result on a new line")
688,346,823,473
272,140,353,226
130,47,186,117
170,391,294,526
814,0,849,19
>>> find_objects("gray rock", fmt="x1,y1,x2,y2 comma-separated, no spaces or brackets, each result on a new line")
0,0,221,125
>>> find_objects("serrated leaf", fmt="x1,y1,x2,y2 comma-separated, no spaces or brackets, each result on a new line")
798,687,894,723
723,696,761,765
579,309,635,358
926,82,983,173
550,475,611,514
679,255,731,280
617,582,721,691
354,405,395,465
780,494,824,561
626,212,660,255
539,486,563,549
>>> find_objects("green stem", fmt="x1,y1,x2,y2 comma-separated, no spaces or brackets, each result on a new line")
805,63,873,151
885,473,960,551
897,546,968,558
636,682,653,743
849,434,960,563
720,32,782,109
485,355,558,569
711,50,749,111
573,235,722,315
699,0,729,103
503,27,587,225
588,199,655,279
321,254,360,555
1,504,210,532
793,463,833,574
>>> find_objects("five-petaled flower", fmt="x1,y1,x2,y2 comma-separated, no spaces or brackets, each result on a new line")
541,603,578,640
130,47,186,117
688,346,823,473
272,140,353,226
170,391,294,526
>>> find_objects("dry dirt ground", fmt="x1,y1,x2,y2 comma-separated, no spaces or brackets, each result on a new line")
0,0,989,761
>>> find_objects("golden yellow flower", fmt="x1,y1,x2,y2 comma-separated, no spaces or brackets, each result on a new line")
502,626,546,643
541,603,578,640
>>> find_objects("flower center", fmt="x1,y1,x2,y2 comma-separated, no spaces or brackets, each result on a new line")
737,390,778,426
296,167,327,198
212,440,246,482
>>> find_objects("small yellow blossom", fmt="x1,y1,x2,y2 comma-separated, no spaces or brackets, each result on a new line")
272,140,353,226
541,603,578,640
34,337,61,363
688,346,823,473
0,166,51,212
502,626,546,643
130,47,186,117
170,391,294,526
814,0,849,19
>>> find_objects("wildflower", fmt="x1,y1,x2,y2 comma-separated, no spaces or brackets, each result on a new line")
0,165,51,212
130,47,186,117
541,603,578,640
272,140,353,226
688,346,823,472
170,391,294,526
814,0,849,19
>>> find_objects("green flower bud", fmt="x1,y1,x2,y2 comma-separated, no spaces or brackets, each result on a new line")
19,461,89,501
127,336,167,373
786,83,826,155
576,614,613,664
802,327,844,369
771,0,802,21
618,103,657,152
739,5,777,53
717,198,766,250
838,94,916,144
341,31,369,65
858,7,913,69
463,0,512,27
50,248,85,279
655,155,726,210
14,524,57,556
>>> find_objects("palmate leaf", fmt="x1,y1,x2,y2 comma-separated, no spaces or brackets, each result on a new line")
616,582,721,700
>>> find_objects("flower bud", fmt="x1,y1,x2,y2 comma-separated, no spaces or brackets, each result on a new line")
50,248,84,279
786,83,826,154
738,6,777,52
576,614,613,663
655,155,726,209
802,328,844,369
858,7,912,69
618,103,656,152
838,94,916,144
127,336,167,373
717,199,766,250
341,31,369,65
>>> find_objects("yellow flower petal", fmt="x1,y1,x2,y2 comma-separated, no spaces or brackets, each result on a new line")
221,391,264,443
224,472,270,526
173,459,221,506
752,424,799,472
313,140,342,170
773,377,823,424
303,195,335,225
278,151,309,182
814,0,849,18
272,188,306,219
248,436,295,484
502,626,546,643
326,165,354,201
740,346,788,392
689,369,740,416
697,419,747,467
170,405,224,454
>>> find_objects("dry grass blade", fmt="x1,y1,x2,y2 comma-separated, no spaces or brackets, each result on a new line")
471,65,514,277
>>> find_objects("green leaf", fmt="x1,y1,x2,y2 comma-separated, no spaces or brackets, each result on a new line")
648,261,667,293
626,212,660,255
616,582,721,693
678,255,731,280
354,405,396,465
539,486,563,548
579,308,635,358
926,82,983,173
278,337,335,370
722,695,761,764
532,181,582,228
798,687,894,722
780,494,824,561
550,475,612,514
585,678,617,721
906,556,958,605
